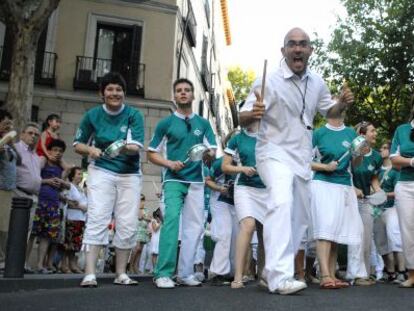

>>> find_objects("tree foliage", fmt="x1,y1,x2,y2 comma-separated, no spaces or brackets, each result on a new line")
227,66,256,103
311,0,414,141
0,0,60,130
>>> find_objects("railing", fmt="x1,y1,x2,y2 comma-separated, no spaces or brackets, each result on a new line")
0,47,57,86
73,56,145,96
35,51,57,86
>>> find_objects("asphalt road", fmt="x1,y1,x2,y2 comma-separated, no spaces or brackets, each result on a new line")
1,279,413,311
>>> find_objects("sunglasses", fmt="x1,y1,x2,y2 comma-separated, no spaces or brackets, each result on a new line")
185,117,191,132
410,128,414,142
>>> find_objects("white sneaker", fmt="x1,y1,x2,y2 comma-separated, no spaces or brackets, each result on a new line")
155,277,175,289
194,272,205,282
275,279,307,295
177,275,202,286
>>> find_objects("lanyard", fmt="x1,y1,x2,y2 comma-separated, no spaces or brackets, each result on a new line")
290,76,312,130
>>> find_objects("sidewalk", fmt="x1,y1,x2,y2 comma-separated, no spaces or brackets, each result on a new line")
0,273,153,293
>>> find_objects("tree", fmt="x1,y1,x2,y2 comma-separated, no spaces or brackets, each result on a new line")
227,66,256,103
311,0,414,141
0,0,60,130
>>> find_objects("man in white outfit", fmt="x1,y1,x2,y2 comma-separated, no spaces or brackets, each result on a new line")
239,27,354,295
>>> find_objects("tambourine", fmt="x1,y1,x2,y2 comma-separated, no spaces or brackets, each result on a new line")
338,135,369,162
366,190,387,206
183,144,208,164
103,140,126,158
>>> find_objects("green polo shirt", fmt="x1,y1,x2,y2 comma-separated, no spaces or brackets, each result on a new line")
74,104,144,174
379,167,400,208
224,130,265,188
312,124,357,186
352,149,383,196
391,123,414,182
210,157,235,205
148,112,217,183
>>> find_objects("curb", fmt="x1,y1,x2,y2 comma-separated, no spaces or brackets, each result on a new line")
0,274,153,293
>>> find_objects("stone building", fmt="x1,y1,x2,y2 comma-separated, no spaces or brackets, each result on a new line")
0,0,236,208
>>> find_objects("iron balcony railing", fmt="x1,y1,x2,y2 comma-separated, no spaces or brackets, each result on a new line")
0,47,57,86
73,56,145,96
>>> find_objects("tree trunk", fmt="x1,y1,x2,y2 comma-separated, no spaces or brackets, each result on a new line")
6,25,41,130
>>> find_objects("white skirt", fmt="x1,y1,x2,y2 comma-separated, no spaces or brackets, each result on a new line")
150,229,160,255
382,207,403,253
311,180,362,245
234,185,267,224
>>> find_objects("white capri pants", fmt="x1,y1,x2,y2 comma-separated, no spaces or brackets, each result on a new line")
383,207,403,253
83,166,141,249
395,181,414,269
210,200,239,276
256,159,311,292
234,185,267,224
346,200,371,279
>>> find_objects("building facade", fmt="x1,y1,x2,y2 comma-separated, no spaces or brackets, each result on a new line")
0,0,236,208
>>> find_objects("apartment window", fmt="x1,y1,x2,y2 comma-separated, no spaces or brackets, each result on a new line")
74,18,144,95
183,0,197,47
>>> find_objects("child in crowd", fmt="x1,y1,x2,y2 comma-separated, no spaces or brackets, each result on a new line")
36,114,61,158
129,194,151,274
31,139,70,273
150,208,163,267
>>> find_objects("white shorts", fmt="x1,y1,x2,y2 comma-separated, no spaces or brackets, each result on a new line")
83,166,141,249
234,185,267,224
311,180,362,245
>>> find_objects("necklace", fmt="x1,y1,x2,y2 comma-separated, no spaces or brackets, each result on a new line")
290,76,312,130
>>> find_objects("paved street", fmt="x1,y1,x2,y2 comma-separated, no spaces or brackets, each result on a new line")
1,277,413,311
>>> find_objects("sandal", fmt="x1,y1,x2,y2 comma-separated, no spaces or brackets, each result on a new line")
334,279,349,288
80,274,98,288
320,275,340,289
399,279,414,288
231,280,245,289
114,273,138,286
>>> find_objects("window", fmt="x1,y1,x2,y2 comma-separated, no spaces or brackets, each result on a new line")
75,15,144,95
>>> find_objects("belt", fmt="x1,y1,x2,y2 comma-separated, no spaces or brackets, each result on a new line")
16,187,34,197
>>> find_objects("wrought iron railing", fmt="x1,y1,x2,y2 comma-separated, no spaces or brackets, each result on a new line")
73,56,145,96
0,47,57,86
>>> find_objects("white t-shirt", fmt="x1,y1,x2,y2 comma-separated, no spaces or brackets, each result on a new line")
66,183,87,221
241,60,335,180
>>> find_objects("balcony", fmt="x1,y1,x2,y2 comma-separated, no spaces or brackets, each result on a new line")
73,56,145,96
0,47,57,86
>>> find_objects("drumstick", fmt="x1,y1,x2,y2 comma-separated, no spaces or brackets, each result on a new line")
260,59,268,101
256,59,267,131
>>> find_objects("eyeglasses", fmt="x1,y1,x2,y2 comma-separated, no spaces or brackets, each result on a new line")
285,40,310,48
185,117,191,132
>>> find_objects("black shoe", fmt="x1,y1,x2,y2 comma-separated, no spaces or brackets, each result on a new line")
209,275,230,286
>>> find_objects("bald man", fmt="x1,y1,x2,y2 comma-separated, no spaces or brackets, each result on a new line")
239,28,355,294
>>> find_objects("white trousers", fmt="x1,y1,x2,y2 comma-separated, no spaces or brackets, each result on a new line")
256,159,311,291
177,183,205,279
83,166,141,249
346,200,371,279
194,210,208,265
395,181,414,269
209,201,239,276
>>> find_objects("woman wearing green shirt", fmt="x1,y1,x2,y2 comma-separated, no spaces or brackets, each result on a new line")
347,121,382,285
390,108,414,288
311,115,365,289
